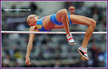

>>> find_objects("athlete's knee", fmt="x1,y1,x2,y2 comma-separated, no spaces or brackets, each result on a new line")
92,19,96,25
61,9,67,14
91,19,96,28
57,9,68,17
61,9,68,20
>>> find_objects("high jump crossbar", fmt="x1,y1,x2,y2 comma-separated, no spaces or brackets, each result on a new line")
1,31,107,34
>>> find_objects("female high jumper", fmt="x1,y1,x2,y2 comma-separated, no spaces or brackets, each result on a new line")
25,6,96,65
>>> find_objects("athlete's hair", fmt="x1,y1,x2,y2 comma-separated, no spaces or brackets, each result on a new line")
27,14,39,24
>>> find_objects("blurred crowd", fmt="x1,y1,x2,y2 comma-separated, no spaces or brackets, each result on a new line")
2,34,106,67
1,1,107,67
2,2,106,31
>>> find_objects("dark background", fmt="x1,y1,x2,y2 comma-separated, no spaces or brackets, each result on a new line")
1,1,107,67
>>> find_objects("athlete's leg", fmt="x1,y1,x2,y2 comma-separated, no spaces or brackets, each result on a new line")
70,15,96,60
56,9,70,35
70,15,96,48
55,9,75,45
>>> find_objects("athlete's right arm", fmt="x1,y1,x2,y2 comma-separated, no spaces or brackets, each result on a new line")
25,26,36,65
69,6,75,15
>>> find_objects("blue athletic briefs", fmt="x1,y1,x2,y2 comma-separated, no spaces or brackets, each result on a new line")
50,14,72,25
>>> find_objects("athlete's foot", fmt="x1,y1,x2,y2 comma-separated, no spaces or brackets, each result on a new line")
77,46,89,60
66,34,75,45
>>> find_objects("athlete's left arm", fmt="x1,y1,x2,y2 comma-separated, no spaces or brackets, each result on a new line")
52,25,64,29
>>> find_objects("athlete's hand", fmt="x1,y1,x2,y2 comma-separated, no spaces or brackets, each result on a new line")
69,6,75,14
25,57,31,65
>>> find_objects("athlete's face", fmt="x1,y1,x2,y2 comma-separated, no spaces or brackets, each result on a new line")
27,15,38,26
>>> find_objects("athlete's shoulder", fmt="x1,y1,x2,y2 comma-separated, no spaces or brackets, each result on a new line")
29,26,36,31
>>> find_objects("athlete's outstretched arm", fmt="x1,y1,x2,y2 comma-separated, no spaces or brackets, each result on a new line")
25,26,36,65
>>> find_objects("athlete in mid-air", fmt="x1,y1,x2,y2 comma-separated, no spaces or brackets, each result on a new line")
25,6,96,65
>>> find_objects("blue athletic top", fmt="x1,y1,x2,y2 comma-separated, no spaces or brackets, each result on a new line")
36,16,51,32
36,14,72,32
